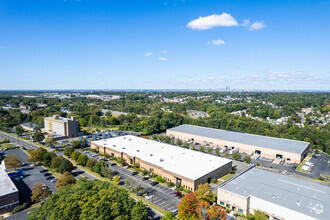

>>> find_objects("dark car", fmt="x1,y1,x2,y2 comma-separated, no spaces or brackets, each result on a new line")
109,162,116,166
130,172,138,176
174,191,182,197
292,166,297,170
142,176,149,181
40,169,48,173
150,181,159,186
312,154,319,158
46,176,54,180
44,172,52,176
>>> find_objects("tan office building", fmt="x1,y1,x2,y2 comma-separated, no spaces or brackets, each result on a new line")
91,135,232,191
42,115,79,138
166,125,310,163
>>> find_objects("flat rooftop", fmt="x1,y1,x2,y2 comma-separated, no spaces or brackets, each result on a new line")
93,135,231,180
168,124,309,154
219,167,330,219
45,116,70,122
0,165,19,197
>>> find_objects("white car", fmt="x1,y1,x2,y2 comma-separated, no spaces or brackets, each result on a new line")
281,170,287,174
145,195,153,200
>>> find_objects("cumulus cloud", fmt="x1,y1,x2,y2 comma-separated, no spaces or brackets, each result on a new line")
161,50,168,54
209,39,225,45
145,52,152,56
159,57,167,61
187,13,238,30
242,19,251,27
249,21,266,31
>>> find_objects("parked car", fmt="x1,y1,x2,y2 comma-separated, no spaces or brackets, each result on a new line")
109,162,116,166
44,173,52,176
171,209,178,216
50,178,58,183
40,169,48,173
145,195,153,200
292,165,297,170
312,154,319,158
130,172,138,176
281,170,288,174
174,191,182,197
46,176,54,180
150,181,159,186
142,176,149,181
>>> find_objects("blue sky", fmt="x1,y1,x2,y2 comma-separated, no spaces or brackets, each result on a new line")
0,0,329,90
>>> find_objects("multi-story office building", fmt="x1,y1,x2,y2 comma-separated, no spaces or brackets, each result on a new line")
167,124,310,163
0,165,19,214
218,167,330,220
42,115,79,138
91,135,232,191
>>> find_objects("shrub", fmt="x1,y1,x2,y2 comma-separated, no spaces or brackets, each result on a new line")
243,155,251,163
211,177,217,184
156,176,165,183
256,162,261,166
12,203,28,213
232,152,241,160
229,170,235,174
167,182,175,187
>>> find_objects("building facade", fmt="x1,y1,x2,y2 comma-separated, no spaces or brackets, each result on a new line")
91,135,232,191
217,167,330,220
42,115,79,138
0,164,19,214
166,125,310,163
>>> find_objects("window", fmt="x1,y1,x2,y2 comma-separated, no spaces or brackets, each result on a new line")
220,201,225,206
226,204,230,208
238,209,243,213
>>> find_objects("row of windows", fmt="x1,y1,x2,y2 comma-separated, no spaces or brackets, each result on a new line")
219,201,243,214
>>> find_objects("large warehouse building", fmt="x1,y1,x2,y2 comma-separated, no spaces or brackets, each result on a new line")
0,164,19,214
218,167,330,220
91,135,232,191
166,124,310,163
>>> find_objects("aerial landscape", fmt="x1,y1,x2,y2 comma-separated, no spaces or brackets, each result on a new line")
0,0,329,220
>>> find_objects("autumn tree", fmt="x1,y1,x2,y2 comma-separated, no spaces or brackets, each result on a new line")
195,183,215,204
27,148,47,162
31,183,52,202
197,200,210,219
113,175,121,184
178,193,199,220
4,154,21,169
56,172,76,189
208,205,227,220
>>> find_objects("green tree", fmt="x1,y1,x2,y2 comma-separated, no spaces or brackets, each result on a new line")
58,159,74,174
27,148,47,162
161,211,176,220
131,201,149,220
77,154,89,166
71,140,82,149
232,152,241,160
45,137,56,146
33,132,44,142
15,125,24,136
244,155,251,163
113,175,121,184
56,172,76,189
50,156,64,170
64,147,74,157
70,151,81,161
86,158,97,170
199,146,205,152
42,152,56,167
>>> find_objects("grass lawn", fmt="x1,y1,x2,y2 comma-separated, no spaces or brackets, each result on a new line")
321,174,330,179
296,160,309,173
66,157,166,215
218,173,236,183
0,143,13,148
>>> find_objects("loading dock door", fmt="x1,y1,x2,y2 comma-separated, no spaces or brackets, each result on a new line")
276,154,283,159
255,150,261,155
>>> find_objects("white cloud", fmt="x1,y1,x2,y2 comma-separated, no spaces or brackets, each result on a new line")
159,57,167,61
187,13,238,30
96,72,102,75
242,19,251,27
161,50,168,54
207,76,216,80
209,39,225,45
249,21,266,31
145,52,152,56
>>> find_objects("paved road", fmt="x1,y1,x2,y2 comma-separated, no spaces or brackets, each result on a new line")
0,131,39,150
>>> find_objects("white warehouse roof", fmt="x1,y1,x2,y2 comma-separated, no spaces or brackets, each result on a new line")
92,135,232,180
168,124,310,154
0,165,18,197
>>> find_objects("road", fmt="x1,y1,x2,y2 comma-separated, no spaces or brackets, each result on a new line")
0,131,39,150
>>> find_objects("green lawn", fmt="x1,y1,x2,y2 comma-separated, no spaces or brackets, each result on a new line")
321,174,330,179
218,173,236,182
0,143,13,148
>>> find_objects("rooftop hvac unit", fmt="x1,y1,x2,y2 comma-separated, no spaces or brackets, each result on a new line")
137,150,139,152
113,145,116,147
150,154,153,156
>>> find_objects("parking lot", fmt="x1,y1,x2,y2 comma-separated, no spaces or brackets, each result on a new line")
5,149,57,204
106,162,181,212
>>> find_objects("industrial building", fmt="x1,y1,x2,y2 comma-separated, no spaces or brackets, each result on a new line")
42,115,79,138
0,164,19,214
91,135,232,191
217,167,330,220
166,124,310,163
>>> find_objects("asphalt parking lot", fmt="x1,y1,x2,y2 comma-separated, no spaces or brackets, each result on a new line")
309,153,330,178
106,162,181,212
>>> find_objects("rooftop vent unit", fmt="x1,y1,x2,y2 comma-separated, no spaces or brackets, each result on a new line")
123,147,126,149
150,154,153,156
160,159,164,162
129,139,131,141
137,150,140,152
113,145,116,147
123,137,126,139
297,200,300,206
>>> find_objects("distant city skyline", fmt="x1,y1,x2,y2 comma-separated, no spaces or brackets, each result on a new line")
1,0,329,90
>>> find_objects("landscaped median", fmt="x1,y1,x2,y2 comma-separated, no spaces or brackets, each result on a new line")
64,156,167,216
218,173,236,183
296,160,310,173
